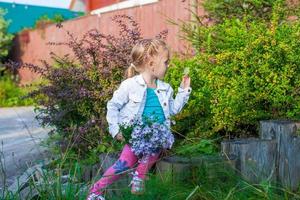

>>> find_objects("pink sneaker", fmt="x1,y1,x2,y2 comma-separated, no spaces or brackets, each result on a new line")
129,172,145,195
86,193,105,200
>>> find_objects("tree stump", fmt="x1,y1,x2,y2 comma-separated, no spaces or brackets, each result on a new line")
156,155,235,184
221,138,256,171
155,156,191,183
260,120,300,191
221,138,277,183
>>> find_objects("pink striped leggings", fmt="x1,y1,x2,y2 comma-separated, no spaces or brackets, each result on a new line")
89,144,161,195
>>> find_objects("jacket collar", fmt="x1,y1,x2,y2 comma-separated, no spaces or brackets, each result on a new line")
134,74,169,91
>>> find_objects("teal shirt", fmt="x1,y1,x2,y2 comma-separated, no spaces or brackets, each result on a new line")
142,88,166,124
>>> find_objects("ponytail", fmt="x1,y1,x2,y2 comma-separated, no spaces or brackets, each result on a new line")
126,63,137,78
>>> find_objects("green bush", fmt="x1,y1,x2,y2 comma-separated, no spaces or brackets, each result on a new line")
202,0,283,22
0,75,34,107
33,14,66,29
166,3,300,138
0,9,13,63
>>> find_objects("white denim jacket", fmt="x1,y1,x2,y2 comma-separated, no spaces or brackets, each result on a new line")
106,74,192,138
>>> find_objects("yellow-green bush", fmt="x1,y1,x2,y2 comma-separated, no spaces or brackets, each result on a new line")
166,4,300,138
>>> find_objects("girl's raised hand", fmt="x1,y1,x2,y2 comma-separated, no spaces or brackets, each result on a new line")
180,75,191,89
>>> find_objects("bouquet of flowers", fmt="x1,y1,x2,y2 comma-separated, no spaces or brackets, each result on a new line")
119,117,174,159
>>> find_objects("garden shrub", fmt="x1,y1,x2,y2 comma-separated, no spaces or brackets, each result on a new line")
0,75,34,107
0,8,13,76
0,9,13,65
0,9,28,107
8,15,167,159
165,1,300,139
203,0,284,22
34,14,66,28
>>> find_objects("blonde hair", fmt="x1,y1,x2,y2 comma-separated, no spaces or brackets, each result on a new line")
126,39,169,78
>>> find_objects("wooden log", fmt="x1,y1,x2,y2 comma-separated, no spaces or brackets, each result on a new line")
221,138,277,184
221,138,257,171
260,120,300,140
193,155,236,182
239,139,277,183
260,120,300,191
156,156,191,183
155,155,234,184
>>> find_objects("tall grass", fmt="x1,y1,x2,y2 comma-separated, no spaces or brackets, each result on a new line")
109,161,300,200
1,129,300,200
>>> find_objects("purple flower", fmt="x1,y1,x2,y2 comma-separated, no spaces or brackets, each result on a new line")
120,117,174,160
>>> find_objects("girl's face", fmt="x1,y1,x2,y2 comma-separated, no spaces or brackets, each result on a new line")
149,48,170,80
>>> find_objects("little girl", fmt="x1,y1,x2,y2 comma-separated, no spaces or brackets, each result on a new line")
87,39,191,200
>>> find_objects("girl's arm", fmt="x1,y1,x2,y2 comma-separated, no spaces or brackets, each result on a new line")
106,80,129,138
168,85,192,116
169,75,191,116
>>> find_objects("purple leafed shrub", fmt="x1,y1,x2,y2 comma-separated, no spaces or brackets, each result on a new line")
7,15,168,157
